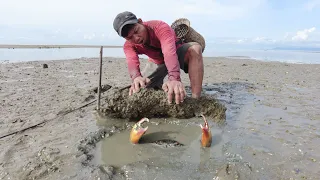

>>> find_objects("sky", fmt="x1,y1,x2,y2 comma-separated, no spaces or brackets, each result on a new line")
1,0,320,49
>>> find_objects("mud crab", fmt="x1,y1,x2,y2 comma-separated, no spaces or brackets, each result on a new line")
130,117,149,144
200,114,212,147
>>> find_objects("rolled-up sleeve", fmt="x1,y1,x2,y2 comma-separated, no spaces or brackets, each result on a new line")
123,42,141,81
154,22,181,81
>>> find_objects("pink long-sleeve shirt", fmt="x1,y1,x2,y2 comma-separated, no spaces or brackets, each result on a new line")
123,20,183,82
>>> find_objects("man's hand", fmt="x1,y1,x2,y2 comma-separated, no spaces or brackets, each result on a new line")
162,80,186,104
129,76,151,96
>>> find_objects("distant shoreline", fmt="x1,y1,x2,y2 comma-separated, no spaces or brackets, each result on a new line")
0,44,123,49
1,44,320,65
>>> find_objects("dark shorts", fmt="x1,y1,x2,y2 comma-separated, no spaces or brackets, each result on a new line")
145,42,199,89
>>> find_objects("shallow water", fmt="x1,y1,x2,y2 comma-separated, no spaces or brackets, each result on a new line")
0,48,125,62
1,47,320,64
94,119,230,167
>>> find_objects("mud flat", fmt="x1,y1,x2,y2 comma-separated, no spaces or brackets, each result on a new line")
0,56,320,180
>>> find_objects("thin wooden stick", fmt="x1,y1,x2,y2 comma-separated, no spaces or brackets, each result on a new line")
97,46,103,110
0,121,49,139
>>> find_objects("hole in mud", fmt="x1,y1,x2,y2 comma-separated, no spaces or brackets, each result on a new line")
151,139,184,147
139,132,184,147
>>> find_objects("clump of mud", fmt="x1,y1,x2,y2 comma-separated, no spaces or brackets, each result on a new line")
98,87,227,123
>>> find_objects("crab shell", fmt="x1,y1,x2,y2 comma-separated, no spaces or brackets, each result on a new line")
130,117,149,144
200,114,212,147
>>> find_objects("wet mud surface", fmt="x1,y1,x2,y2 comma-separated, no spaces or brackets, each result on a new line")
1,57,319,180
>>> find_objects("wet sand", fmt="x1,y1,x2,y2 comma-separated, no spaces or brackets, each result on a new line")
0,56,319,179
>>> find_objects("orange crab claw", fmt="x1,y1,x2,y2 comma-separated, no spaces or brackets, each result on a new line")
200,114,212,147
130,117,149,144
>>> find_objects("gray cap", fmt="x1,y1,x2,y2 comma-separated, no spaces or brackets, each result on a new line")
113,11,138,37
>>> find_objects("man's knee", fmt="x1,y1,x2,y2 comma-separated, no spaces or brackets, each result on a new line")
186,43,203,58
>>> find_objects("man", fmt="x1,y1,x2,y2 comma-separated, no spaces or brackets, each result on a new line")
113,11,204,104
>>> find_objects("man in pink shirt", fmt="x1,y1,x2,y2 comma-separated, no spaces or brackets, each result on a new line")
113,11,204,104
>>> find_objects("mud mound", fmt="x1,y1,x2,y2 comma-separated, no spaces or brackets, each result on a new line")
98,87,227,123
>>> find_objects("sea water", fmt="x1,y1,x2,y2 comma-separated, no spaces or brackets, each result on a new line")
1,47,320,64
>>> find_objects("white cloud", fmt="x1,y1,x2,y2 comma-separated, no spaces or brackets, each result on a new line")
178,0,265,20
0,0,265,27
0,0,266,44
237,39,245,43
292,27,316,41
305,0,320,11
252,37,277,43
211,37,250,44
16,37,32,40
284,32,290,40
211,36,277,45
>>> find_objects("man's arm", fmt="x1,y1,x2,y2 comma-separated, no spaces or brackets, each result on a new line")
154,21,181,82
123,42,141,81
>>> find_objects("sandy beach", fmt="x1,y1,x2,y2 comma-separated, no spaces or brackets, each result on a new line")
1,56,320,180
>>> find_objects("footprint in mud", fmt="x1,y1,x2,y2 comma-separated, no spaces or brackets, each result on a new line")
90,84,112,94
83,84,113,102
215,162,254,179
16,146,62,180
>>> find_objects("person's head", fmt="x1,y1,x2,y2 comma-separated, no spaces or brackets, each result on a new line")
113,11,149,44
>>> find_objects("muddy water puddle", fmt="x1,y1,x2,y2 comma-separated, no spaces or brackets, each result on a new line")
93,117,230,168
